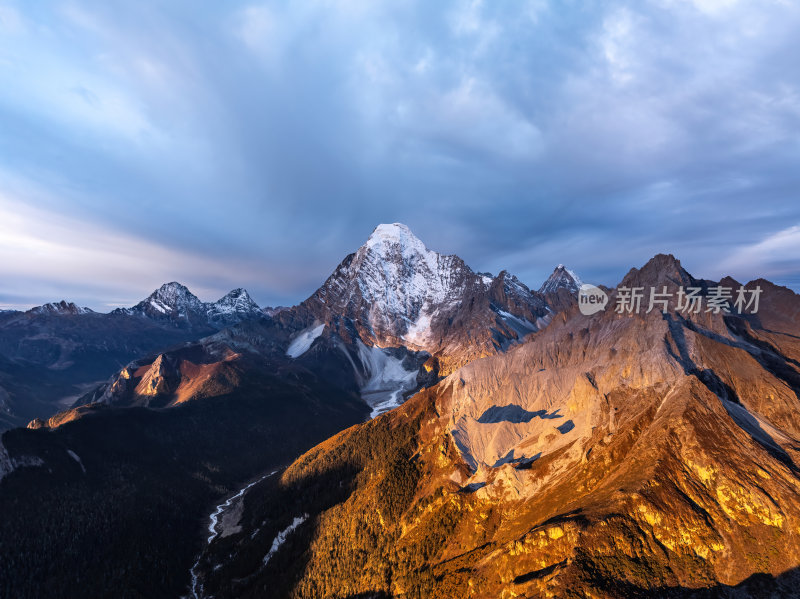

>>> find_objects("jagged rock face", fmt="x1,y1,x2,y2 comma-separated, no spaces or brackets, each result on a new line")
0,282,265,430
61,306,430,422
539,264,582,295
194,254,800,598
262,306,289,317
110,282,266,332
33,225,553,428
301,223,550,375
85,343,243,410
306,223,477,342
538,264,583,313
207,288,263,327
27,301,93,316
488,271,544,320
114,282,264,330
42,225,554,428
113,282,211,328
0,337,371,599
133,354,180,400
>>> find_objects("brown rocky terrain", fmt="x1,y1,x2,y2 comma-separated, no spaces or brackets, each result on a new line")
193,254,800,598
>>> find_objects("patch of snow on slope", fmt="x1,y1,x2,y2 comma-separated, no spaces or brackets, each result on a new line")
0,438,13,482
67,450,86,474
356,340,419,418
404,311,433,346
497,310,537,338
539,265,583,295
263,514,308,565
150,300,168,314
562,265,582,287
286,324,325,358
0,441,44,482
534,312,553,330
723,400,793,453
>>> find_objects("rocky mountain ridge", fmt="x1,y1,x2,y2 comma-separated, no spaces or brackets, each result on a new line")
0,283,268,430
189,254,800,598
112,282,264,329
59,224,571,423
539,263,582,295
298,223,555,376
27,301,94,316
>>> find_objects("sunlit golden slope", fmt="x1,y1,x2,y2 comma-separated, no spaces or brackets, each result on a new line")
194,255,800,598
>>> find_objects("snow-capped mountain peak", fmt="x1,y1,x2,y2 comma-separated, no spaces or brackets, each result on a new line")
207,288,262,326
360,222,463,288
303,224,551,373
212,288,259,313
144,282,205,316
539,264,582,295
337,223,469,343
27,301,93,316
112,283,264,329
365,223,429,255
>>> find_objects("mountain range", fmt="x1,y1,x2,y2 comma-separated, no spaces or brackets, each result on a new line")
112,283,265,328
24,223,561,428
1,224,798,598
0,283,274,430
191,253,800,598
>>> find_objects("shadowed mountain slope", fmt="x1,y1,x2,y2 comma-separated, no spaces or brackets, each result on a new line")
0,284,266,430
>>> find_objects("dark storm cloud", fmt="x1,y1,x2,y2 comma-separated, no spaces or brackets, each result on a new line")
1,0,798,310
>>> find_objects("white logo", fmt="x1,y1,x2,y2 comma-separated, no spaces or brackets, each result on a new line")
578,283,608,316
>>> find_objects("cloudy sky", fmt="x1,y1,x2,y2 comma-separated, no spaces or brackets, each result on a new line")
1,0,798,310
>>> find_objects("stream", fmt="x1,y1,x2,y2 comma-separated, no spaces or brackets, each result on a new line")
188,470,278,599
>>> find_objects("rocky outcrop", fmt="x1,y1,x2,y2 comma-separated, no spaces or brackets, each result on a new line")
132,354,180,401
539,264,582,295
27,301,93,316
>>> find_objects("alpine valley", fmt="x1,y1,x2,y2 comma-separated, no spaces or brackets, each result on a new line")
1,224,799,599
